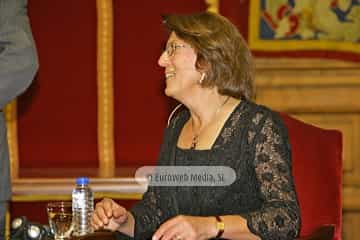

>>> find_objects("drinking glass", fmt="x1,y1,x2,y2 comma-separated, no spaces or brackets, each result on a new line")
47,201,73,240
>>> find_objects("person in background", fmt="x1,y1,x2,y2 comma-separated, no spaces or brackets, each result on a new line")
92,12,301,240
0,0,38,237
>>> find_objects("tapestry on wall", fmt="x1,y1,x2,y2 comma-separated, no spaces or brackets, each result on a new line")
249,0,360,54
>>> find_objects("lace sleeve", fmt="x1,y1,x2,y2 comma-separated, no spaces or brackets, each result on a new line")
129,119,180,240
130,186,169,240
245,113,301,239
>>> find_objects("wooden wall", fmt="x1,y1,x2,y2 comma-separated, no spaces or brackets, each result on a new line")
256,58,360,240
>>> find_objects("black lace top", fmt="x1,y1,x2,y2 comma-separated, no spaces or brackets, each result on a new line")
119,99,301,240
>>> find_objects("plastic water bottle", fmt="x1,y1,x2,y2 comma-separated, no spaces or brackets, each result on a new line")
72,177,94,236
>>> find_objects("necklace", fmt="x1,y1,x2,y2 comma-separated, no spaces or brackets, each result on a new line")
190,96,230,149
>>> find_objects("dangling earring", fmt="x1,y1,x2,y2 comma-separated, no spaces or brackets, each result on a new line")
199,72,206,85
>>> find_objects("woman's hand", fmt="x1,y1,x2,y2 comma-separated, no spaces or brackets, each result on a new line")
152,215,217,240
91,198,128,231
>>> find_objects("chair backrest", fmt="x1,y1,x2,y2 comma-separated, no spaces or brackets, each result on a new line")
280,113,343,240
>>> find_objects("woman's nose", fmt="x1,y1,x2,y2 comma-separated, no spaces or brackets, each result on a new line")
158,51,169,67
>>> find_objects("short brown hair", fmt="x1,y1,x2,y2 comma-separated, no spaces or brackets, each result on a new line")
162,12,255,100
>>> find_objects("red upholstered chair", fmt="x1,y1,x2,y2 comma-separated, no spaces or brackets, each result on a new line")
280,113,343,240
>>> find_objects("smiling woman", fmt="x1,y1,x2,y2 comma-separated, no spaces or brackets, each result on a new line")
92,11,301,240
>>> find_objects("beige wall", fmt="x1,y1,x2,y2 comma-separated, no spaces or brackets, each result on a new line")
255,58,360,240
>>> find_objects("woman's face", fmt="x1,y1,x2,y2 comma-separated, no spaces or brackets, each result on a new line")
158,32,202,100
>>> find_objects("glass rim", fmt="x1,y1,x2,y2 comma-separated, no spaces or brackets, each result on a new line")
47,201,72,208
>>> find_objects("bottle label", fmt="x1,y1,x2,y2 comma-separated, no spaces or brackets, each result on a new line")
72,192,86,209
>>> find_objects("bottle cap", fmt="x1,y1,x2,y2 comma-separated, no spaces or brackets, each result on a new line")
76,177,89,185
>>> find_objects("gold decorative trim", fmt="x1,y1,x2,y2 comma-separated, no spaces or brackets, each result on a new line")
255,58,360,70
4,100,19,179
344,187,360,210
206,0,219,13
5,208,10,240
96,0,115,177
11,177,146,203
12,193,142,202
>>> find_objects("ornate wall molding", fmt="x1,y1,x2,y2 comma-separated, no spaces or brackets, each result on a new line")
255,58,360,113
5,100,19,179
12,177,144,201
255,58,360,70
96,0,115,177
206,0,219,13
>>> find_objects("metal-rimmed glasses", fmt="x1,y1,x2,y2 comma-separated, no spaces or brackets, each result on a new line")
164,42,187,57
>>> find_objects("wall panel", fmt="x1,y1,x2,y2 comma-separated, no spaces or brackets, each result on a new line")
17,0,98,171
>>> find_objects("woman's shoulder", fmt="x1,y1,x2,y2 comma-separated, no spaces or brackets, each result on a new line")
242,99,287,130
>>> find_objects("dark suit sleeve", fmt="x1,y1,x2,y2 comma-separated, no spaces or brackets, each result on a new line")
0,0,38,109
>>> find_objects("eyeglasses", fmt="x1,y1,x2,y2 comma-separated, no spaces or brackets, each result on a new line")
164,42,187,57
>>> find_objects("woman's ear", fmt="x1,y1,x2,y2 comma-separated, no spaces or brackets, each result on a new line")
195,54,210,85
195,54,210,72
